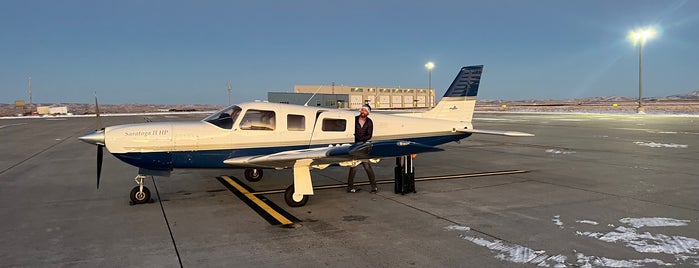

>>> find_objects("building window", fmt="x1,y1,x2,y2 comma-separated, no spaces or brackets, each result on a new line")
316,100,321,106
392,88,402,93
351,88,363,92
405,89,414,93
418,89,427,93
322,118,346,132
368,88,375,92
287,114,305,131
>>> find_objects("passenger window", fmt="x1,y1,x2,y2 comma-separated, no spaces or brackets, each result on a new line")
287,114,305,131
322,118,346,132
240,110,275,131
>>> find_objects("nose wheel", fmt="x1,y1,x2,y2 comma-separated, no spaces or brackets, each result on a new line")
130,174,152,204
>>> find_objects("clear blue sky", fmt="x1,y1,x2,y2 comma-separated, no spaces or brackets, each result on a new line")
1,0,698,104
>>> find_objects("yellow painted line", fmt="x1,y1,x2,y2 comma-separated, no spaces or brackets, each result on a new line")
251,170,529,195
221,176,293,225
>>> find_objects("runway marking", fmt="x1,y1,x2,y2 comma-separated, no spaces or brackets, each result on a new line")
253,170,529,195
0,123,28,129
216,170,527,225
217,176,300,226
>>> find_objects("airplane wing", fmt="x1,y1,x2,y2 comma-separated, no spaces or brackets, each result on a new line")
223,140,444,169
458,129,534,137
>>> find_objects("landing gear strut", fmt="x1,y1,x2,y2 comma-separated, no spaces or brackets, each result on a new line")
244,168,263,182
130,174,151,204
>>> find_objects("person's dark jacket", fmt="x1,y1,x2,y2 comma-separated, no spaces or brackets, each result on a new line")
354,115,373,143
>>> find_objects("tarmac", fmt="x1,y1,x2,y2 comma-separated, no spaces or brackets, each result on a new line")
1,112,698,267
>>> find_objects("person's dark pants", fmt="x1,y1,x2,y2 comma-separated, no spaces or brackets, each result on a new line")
348,162,377,188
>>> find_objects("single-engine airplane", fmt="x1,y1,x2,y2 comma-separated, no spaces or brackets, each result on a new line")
79,65,533,207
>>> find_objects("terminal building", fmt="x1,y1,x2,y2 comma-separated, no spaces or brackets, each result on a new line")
268,84,435,110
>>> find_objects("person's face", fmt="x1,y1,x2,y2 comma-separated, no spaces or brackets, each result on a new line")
360,108,369,118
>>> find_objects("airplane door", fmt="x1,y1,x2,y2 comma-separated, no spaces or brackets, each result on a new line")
309,111,354,146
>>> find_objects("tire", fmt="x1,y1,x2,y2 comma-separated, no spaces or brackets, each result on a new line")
130,186,151,204
284,185,309,207
244,169,263,182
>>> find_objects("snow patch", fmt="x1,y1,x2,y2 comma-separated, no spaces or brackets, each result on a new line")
446,216,699,267
458,235,568,267
546,149,576,155
575,253,672,267
576,220,599,225
595,226,699,255
444,225,470,232
619,217,690,228
553,215,564,228
633,141,688,148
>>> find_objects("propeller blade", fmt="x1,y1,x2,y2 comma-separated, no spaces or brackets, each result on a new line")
97,145,103,189
95,95,103,131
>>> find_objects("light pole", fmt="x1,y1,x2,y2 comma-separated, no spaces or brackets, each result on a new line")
425,62,434,107
629,28,655,113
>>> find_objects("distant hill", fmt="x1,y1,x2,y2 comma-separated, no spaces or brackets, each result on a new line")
666,90,699,100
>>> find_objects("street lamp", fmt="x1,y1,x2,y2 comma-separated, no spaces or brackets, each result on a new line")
425,62,434,107
629,27,655,113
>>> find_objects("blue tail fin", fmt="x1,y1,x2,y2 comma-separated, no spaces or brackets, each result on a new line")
443,65,483,98
422,65,484,122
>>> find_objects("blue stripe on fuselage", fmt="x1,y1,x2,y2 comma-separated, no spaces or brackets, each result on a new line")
112,133,470,171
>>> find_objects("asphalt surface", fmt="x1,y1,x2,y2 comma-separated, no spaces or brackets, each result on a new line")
1,112,698,267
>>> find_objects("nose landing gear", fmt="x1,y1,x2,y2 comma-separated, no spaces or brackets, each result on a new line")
130,174,152,204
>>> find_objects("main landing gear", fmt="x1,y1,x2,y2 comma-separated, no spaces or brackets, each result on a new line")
284,184,309,207
130,174,151,204
244,168,263,182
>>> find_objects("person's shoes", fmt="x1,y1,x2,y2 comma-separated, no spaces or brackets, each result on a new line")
347,187,361,193
371,186,378,193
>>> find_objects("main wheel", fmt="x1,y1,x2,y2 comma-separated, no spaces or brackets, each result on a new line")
130,186,151,204
244,169,263,182
284,185,309,207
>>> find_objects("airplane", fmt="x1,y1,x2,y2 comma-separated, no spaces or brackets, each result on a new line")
79,65,533,207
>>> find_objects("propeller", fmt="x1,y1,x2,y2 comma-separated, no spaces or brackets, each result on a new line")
94,95,104,189
79,95,106,189
95,96,104,189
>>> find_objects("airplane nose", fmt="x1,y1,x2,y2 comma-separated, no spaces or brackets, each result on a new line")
79,130,105,146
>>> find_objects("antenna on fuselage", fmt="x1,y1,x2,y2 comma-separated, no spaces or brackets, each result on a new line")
227,80,232,106
303,85,324,106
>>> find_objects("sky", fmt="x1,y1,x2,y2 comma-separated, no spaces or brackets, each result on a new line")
1,0,698,105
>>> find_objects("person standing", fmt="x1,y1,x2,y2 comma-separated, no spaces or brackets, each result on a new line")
347,104,378,193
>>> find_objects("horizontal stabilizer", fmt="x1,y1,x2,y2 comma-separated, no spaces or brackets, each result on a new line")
458,129,534,137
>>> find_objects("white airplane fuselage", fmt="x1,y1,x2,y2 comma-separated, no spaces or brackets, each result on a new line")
104,101,472,172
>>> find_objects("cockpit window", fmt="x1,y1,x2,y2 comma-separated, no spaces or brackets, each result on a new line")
203,106,241,129
240,109,275,131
